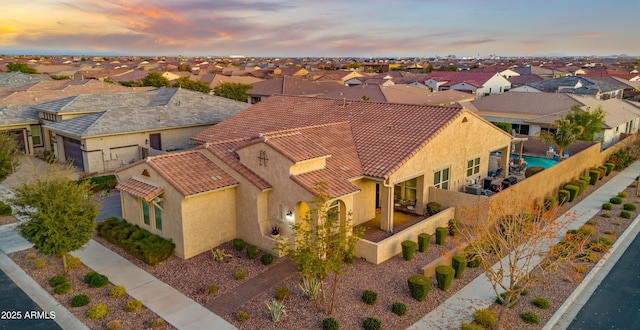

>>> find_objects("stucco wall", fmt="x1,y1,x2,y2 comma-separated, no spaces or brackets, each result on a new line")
351,179,377,225
181,188,237,259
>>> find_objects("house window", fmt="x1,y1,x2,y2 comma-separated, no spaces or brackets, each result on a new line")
467,157,480,177
154,205,162,230
434,168,450,190
31,126,43,146
142,201,150,225
327,200,340,221
393,178,417,202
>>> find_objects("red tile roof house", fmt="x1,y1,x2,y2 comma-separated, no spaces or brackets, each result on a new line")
420,71,512,98
115,95,513,261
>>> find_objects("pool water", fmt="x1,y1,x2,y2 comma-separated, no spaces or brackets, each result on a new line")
511,154,558,169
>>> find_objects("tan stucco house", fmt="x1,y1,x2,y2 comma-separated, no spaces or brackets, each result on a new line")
115,95,513,259
40,87,249,173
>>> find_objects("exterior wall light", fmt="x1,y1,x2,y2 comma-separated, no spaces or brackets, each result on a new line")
285,210,294,223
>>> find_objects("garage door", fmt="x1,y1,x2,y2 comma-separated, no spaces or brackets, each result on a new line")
63,136,84,170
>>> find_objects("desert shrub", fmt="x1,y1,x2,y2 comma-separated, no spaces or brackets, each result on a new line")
573,264,587,273
84,271,109,288
363,317,381,330
579,224,596,237
322,317,339,330
496,291,518,307
564,184,579,202
96,218,175,266
543,196,556,211
237,311,250,322
0,201,12,215
532,297,551,309
401,240,417,261
53,282,71,295
233,268,247,280
25,252,37,260
464,245,482,268
232,238,245,251
608,148,634,170
407,274,430,301
87,304,108,319
520,311,540,324
451,255,467,279
66,255,81,270
448,218,460,236
618,191,628,198
605,163,615,175
275,285,289,301
418,233,430,252
435,265,455,291
610,197,623,204
577,250,597,263
472,308,497,328
361,290,377,305
261,253,274,265
49,275,67,287
246,245,258,259
70,294,90,307
602,202,613,210
435,227,447,245
125,299,142,312
391,302,407,316
623,203,636,211
601,212,611,218
604,229,615,235
613,219,622,225
558,190,570,205
588,170,600,185
110,285,127,298
106,319,121,330
525,166,544,178
149,318,165,328
598,235,616,246
621,210,632,219
206,284,218,295
586,218,598,225
426,202,441,216
33,258,46,269
598,166,608,178
460,322,486,330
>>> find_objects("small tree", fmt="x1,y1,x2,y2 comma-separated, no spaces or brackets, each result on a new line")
6,62,38,74
12,164,99,274
173,77,212,94
213,82,253,102
538,119,584,158
275,184,364,315
142,72,170,87
458,197,577,330
564,104,605,142
0,131,21,183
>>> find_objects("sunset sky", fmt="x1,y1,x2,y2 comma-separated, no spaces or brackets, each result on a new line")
1,0,638,57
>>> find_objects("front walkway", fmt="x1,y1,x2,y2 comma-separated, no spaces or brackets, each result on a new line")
408,161,640,329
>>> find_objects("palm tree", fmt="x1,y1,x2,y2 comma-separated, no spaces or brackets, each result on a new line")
538,119,584,158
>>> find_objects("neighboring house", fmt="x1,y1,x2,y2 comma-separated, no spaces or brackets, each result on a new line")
513,76,624,100
247,76,347,103
466,92,640,148
39,87,249,173
0,72,51,87
419,71,511,98
321,85,475,105
116,95,513,259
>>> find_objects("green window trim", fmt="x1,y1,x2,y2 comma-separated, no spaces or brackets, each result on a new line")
142,201,150,225
467,157,480,177
434,168,450,190
154,205,162,230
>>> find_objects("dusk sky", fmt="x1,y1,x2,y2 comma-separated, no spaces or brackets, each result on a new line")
2,0,638,58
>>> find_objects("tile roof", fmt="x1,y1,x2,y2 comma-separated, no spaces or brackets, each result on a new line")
204,144,272,191
421,71,497,86
248,76,347,97
146,150,239,196
192,95,464,179
116,178,163,201
470,92,581,116
261,131,331,163
0,72,51,87
291,168,361,198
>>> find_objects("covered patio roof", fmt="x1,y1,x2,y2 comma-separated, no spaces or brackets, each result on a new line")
116,177,163,202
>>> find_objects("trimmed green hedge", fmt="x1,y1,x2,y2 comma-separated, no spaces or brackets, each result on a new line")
624,203,637,211
0,201,12,216
602,203,613,210
588,170,600,185
401,240,417,261
564,185,579,202
605,163,615,175
598,166,608,178
610,197,623,204
574,180,588,196
418,233,430,252
543,196,556,211
97,217,175,266
621,210,632,219
435,227,447,245
407,274,430,301
580,175,592,184
451,255,467,279
558,190,570,205
435,265,455,291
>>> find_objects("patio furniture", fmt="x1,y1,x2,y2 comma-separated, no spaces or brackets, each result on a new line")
489,167,503,179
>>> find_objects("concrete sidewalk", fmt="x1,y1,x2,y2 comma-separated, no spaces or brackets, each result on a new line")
409,161,640,329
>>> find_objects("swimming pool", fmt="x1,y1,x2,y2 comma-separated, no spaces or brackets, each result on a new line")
511,154,558,169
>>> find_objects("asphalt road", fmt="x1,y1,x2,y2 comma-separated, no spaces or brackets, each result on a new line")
0,268,61,330
568,233,640,329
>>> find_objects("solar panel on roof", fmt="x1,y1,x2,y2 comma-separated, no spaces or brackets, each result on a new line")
147,88,179,107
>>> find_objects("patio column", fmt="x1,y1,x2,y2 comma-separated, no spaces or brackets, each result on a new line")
380,183,394,232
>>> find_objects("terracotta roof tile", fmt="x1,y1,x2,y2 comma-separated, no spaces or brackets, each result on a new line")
263,131,331,163
146,150,238,196
192,95,464,179
116,178,163,201
204,144,272,191
291,168,360,198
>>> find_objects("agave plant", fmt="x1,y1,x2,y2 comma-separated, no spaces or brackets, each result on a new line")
211,248,232,262
299,276,322,300
265,299,286,322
